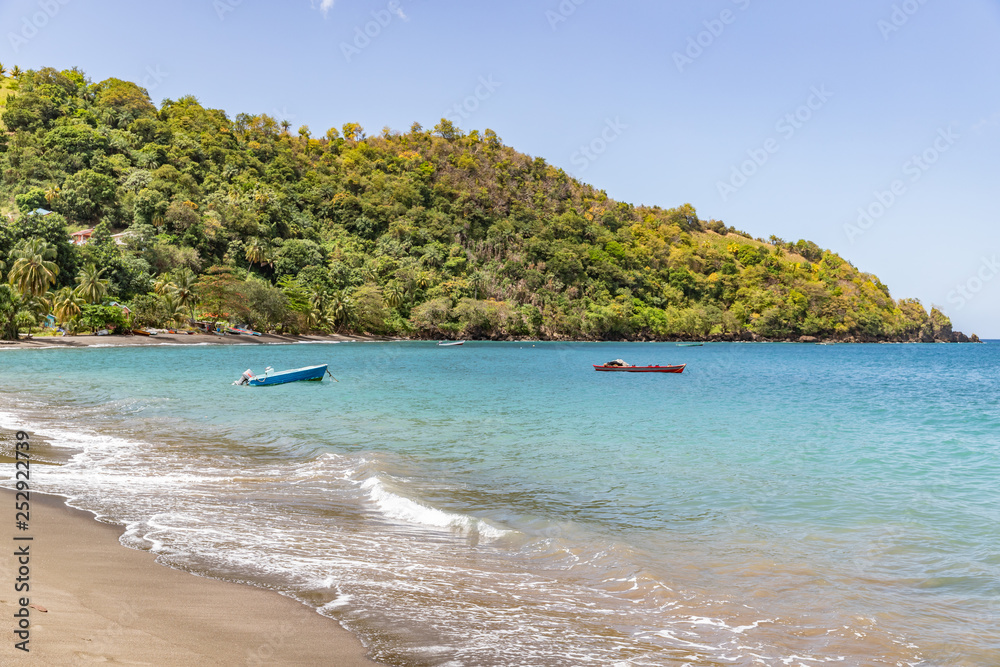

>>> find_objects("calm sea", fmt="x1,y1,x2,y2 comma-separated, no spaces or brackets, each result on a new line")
1,341,998,666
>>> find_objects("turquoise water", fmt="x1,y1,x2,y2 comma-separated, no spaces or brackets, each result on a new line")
1,341,998,665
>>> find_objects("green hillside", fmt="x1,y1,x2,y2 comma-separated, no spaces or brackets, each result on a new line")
0,65,16,127
0,66,968,341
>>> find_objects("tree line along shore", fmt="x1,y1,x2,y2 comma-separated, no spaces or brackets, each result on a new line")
0,65,979,343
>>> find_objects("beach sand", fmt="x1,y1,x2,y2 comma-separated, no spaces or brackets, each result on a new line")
0,331,393,350
0,489,381,665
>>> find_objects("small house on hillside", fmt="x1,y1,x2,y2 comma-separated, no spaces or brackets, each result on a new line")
70,228,95,245
112,231,134,246
69,228,134,246
108,301,132,316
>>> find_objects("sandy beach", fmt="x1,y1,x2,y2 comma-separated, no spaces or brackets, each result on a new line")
0,331,394,350
0,489,381,665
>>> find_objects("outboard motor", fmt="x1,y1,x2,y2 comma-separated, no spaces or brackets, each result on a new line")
234,369,254,386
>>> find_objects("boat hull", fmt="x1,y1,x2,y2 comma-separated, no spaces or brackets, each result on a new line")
247,364,328,386
593,364,686,373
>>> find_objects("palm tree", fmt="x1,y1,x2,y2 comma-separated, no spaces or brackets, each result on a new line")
170,268,198,319
280,119,292,135
326,292,353,331
0,284,25,340
21,292,52,335
384,282,404,309
100,107,117,128
470,271,488,300
8,239,59,298
304,303,324,331
160,293,188,326
53,286,85,327
75,264,110,304
44,185,60,205
10,65,22,80
0,63,7,79
245,238,267,267
153,273,176,296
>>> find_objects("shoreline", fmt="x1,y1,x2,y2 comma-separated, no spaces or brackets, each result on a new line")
0,331,398,350
0,488,382,665
0,333,989,351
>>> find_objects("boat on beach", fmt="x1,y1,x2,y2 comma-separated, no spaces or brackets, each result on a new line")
594,359,686,373
131,329,156,336
437,341,465,346
235,364,330,386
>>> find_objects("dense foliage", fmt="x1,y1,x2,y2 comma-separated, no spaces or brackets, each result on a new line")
0,66,957,341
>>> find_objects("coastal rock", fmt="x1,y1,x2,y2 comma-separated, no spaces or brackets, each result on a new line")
798,336,818,343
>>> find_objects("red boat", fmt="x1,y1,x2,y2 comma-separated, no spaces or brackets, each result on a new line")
594,361,686,373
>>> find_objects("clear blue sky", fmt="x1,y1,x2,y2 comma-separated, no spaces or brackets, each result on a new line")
4,0,998,336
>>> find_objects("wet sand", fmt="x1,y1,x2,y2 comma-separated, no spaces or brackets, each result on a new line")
0,489,381,665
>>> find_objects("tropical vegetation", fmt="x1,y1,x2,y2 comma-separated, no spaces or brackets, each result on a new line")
0,66,962,342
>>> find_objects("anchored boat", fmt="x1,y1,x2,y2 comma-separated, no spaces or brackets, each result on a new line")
594,359,686,373
235,364,330,386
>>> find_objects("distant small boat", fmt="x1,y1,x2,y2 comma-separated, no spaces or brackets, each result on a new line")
594,360,685,373
132,329,156,336
437,341,465,347
676,342,703,347
235,364,329,386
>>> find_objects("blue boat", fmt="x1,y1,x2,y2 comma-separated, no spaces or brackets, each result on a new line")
235,364,329,386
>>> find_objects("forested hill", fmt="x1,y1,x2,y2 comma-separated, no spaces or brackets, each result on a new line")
0,66,969,342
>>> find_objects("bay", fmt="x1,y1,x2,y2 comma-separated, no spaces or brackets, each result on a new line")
1,341,998,665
